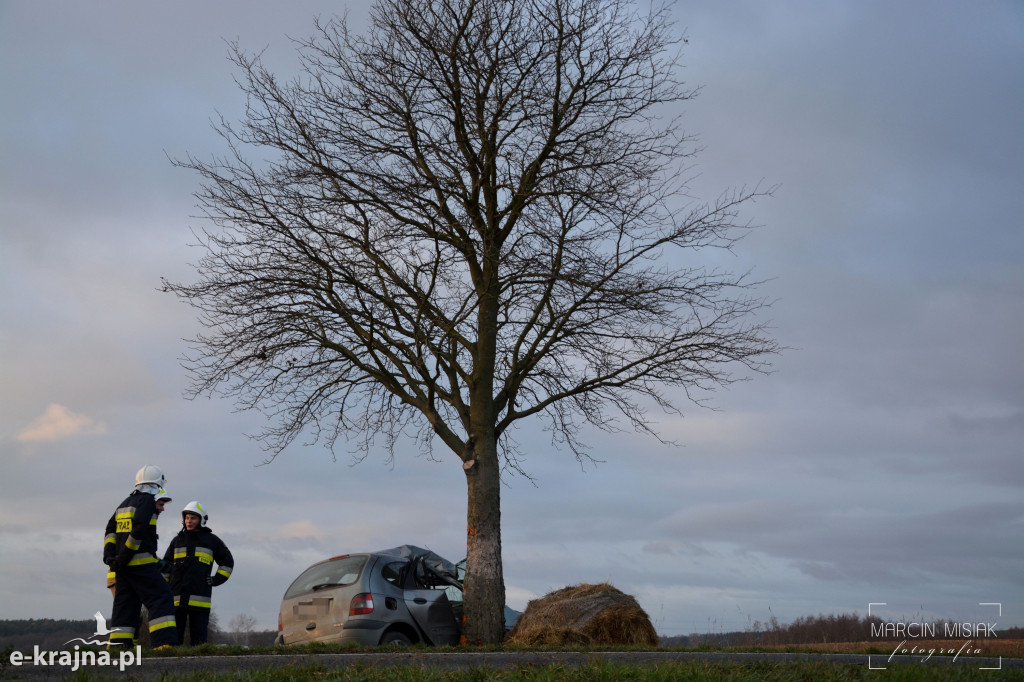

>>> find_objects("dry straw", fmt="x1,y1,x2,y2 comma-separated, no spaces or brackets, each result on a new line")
505,583,658,646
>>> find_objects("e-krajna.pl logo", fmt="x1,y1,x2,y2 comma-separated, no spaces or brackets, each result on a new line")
8,645,142,673
7,612,143,672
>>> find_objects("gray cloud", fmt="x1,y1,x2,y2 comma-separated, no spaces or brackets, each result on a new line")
1,0,1021,635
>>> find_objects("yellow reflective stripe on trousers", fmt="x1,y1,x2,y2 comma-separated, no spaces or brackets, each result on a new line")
126,552,157,566
109,629,134,643
187,598,212,609
149,615,176,632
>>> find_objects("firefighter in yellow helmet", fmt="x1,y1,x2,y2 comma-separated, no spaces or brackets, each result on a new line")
163,501,234,645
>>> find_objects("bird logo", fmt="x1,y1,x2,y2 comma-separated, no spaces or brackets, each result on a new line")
63,612,126,646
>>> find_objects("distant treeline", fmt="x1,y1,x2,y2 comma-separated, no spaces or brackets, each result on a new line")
661,613,1024,648
4,615,1020,651
0,618,277,651
0,619,94,637
0,619,94,653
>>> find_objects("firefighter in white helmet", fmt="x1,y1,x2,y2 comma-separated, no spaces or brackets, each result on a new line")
162,500,234,645
107,488,172,598
155,488,173,513
102,465,177,649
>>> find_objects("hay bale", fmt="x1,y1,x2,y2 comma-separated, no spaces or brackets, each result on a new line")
505,583,658,646
506,626,592,646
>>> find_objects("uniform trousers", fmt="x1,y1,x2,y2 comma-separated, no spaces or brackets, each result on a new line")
174,607,211,645
110,565,176,647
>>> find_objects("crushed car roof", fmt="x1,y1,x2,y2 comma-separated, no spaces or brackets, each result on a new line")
375,545,460,584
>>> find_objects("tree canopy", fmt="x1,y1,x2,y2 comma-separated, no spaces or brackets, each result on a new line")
167,0,777,644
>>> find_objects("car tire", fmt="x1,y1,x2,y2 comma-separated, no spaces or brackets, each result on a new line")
379,631,413,646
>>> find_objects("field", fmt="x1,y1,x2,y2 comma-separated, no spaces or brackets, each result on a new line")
4,642,1016,681
3,619,1021,680
752,638,1024,658
37,657,1024,681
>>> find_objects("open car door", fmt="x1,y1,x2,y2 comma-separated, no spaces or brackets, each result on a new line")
402,552,462,645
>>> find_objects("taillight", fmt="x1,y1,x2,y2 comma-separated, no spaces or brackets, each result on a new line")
278,612,283,632
350,592,374,616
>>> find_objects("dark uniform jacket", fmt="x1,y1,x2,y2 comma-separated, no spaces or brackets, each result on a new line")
162,526,233,609
103,490,161,570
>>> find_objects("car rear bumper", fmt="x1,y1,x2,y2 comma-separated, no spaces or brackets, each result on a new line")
278,618,390,647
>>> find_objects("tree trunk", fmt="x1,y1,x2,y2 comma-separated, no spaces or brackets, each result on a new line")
461,425,506,645
458,225,506,645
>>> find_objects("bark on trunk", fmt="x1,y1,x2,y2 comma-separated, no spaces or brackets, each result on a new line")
460,234,505,645
461,430,505,645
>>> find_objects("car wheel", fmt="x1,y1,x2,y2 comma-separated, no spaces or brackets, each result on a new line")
380,630,413,646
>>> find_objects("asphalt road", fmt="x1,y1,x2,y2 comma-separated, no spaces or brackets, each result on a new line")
3,650,1019,679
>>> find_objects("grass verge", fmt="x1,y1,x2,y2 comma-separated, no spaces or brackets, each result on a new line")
62,659,1024,681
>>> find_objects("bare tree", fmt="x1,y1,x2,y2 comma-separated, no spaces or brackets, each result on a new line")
167,0,777,645
228,613,258,647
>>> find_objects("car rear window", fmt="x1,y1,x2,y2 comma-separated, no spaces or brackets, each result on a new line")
284,555,368,599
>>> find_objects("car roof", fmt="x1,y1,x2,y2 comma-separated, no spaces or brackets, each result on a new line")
373,545,460,583
301,545,460,583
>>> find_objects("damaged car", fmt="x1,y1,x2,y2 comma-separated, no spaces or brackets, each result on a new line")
275,545,518,647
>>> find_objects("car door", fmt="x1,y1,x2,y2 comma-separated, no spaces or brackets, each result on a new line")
402,556,461,645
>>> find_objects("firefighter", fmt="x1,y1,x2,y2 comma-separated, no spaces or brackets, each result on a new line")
163,500,234,645
107,488,172,599
103,465,177,649
155,488,173,515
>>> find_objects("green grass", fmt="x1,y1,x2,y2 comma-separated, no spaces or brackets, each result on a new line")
140,640,1014,658
22,641,1017,681
62,660,1024,681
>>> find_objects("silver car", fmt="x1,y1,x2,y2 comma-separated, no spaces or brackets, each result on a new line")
276,545,515,647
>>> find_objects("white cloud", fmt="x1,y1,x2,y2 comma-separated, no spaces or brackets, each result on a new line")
274,519,325,541
15,403,107,443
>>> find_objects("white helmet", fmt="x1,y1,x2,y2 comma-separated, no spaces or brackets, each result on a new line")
182,501,208,527
135,465,166,488
155,488,172,503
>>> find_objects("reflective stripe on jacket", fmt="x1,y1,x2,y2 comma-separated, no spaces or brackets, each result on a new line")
163,526,233,610
103,491,159,569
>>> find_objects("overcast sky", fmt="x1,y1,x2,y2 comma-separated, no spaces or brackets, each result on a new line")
1,1,1021,637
